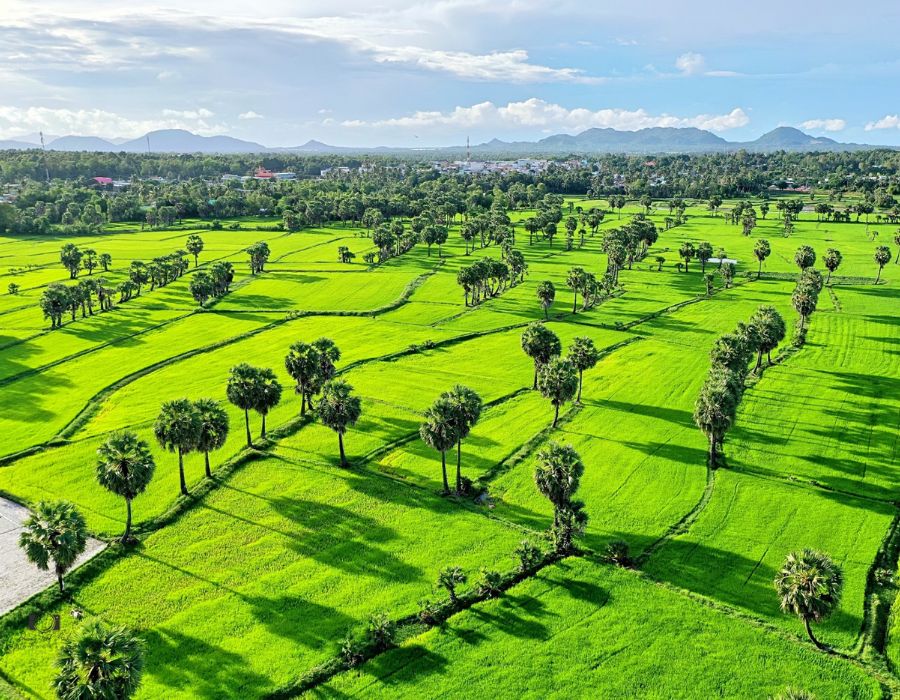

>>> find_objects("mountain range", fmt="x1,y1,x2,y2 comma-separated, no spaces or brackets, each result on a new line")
0,126,889,155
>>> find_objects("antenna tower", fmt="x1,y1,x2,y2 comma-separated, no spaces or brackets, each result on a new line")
39,131,50,183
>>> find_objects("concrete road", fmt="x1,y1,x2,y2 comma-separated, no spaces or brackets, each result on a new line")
0,497,106,615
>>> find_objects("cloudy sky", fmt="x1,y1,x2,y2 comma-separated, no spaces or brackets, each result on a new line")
1,0,899,147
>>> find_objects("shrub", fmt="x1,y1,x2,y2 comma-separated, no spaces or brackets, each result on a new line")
515,539,543,573
477,569,503,598
604,540,632,567
339,632,364,668
365,612,396,650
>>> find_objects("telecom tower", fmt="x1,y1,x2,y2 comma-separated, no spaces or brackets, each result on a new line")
39,131,50,183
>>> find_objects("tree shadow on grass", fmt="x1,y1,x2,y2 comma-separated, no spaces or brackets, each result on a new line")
312,645,449,698
640,535,863,649
142,627,273,699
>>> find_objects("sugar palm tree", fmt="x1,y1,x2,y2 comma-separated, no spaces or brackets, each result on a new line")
253,367,283,439
774,549,843,649
748,305,786,370
534,442,586,553
823,248,842,285
153,399,201,496
521,322,561,389
227,363,260,447
55,620,144,699
753,239,771,278
443,385,482,493
420,397,458,494
19,501,88,593
536,281,555,319
194,398,230,477
566,267,586,313
693,367,739,465
538,358,579,427
318,379,362,466
96,431,156,543
874,245,891,283
285,342,321,415
567,336,599,403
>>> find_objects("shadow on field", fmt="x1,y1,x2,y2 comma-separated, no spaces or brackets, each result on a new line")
143,627,272,699
639,535,862,647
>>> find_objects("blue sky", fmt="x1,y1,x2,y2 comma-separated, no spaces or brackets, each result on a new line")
1,0,899,147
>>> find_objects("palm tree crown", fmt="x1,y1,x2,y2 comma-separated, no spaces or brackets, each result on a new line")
55,620,144,700
19,500,88,592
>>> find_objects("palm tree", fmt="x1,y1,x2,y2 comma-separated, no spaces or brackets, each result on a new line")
55,620,144,699
194,398,229,477
318,379,362,466
823,248,842,284
748,305,786,370
19,501,88,593
567,336,599,403
566,267,586,313
538,358,579,427
285,342,322,415
678,242,696,272
153,399,201,496
312,337,341,383
754,239,771,278
774,549,843,648
96,432,155,543
536,281,555,319
521,322,561,389
227,363,260,447
253,367,283,439
874,245,891,283
420,397,458,494
186,234,204,266
534,442,586,553
693,367,739,465
794,245,816,271
443,385,482,494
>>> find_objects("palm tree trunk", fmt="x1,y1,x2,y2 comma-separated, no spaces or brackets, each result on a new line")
533,364,538,390
876,267,882,284
804,617,823,648
244,409,252,447
57,567,65,593
440,451,450,494
826,270,832,285
577,370,583,403
178,449,188,496
300,392,306,416
204,451,211,478
338,431,347,466
572,293,577,313
553,403,560,427
124,498,132,542
261,412,267,439
757,260,762,279
456,440,462,494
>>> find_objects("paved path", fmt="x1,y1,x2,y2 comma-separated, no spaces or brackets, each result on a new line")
0,497,106,615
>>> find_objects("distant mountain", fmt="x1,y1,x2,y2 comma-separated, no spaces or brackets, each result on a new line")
48,135,118,152
118,129,266,153
0,126,892,156
0,139,40,150
741,126,842,152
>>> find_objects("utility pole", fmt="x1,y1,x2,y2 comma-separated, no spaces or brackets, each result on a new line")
39,131,50,183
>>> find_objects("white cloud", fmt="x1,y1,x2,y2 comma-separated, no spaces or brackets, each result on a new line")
0,106,228,139
162,108,215,119
341,99,750,133
675,52,706,75
239,110,264,120
865,115,900,131
801,118,846,132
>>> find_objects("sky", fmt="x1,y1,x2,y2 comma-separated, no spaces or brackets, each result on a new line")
1,0,899,148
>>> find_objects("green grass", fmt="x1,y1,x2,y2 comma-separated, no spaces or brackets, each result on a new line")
318,558,880,699
0,200,896,698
